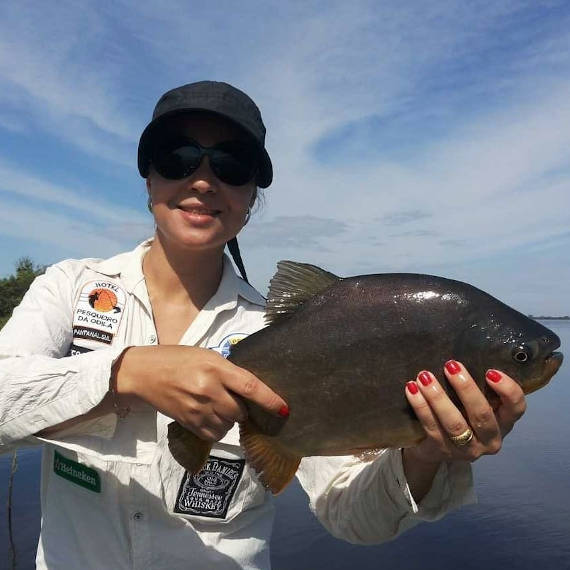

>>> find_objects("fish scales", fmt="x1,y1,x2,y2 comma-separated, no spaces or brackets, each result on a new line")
229,274,490,454
167,262,563,494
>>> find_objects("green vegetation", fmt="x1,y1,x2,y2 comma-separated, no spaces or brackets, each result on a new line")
0,257,46,329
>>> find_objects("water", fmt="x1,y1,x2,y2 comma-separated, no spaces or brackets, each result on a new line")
1,321,569,569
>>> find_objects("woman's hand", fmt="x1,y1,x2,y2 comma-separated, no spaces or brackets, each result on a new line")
114,345,288,442
404,360,527,467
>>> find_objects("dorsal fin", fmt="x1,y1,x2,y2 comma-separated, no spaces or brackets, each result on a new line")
265,260,340,325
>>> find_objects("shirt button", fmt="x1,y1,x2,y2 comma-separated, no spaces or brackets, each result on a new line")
133,512,144,521
149,334,157,344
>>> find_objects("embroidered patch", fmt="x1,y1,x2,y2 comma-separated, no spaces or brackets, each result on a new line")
209,333,247,359
53,450,101,493
174,456,245,518
66,343,93,357
72,326,113,344
72,280,126,345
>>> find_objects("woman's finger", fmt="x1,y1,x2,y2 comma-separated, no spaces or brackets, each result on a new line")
223,362,289,418
415,370,474,445
485,369,527,436
215,392,249,423
443,360,500,445
405,380,442,440
179,412,232,442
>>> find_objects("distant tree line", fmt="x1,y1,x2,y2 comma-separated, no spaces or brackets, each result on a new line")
0,257,46,329
528,314,569,320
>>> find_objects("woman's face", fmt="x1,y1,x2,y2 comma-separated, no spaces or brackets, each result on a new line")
146,113,256,253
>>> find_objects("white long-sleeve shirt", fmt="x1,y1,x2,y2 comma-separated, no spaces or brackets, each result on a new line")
0,240,475,569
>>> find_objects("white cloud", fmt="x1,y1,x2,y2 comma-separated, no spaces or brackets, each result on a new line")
0,161,149,225
247,81,570,263
0,1,568,313
0,203,140,259
0,2,142,168
0,3,133,135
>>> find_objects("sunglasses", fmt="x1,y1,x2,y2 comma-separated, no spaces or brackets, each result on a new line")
151,137,259,186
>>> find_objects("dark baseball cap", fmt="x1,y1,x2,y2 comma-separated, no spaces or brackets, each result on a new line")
138,81,273,188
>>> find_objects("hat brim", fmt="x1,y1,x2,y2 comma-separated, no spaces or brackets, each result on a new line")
137,108,273,188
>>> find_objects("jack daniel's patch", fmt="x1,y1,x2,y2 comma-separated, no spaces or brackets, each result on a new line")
174,456,245,518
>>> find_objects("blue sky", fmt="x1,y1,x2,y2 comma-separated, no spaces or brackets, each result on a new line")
0,0,568,314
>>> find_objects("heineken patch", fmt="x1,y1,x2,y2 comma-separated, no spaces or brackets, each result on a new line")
174,456,245,519
53,450,101,493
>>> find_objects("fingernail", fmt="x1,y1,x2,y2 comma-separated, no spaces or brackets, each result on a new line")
418,371,432,386
445,360,461,375
486,370,502,383
406,381,419,395
278,405,290,418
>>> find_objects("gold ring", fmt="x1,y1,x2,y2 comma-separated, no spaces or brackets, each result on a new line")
449,428,474,447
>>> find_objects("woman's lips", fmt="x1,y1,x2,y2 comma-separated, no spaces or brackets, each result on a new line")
177,205,221,223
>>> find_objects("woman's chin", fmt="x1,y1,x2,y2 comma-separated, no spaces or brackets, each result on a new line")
157,227,234,253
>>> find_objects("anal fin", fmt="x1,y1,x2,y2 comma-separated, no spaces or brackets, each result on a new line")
167,421,211,473
240,419,301,494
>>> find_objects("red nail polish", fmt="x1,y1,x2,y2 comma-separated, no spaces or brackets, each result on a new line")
278,405,290,418
418,371,432,386
406,381,419,395
486,370,502,383
445,360,461,374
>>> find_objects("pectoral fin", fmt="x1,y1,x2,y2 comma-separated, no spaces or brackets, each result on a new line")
167,421,211,473
240,420,301,494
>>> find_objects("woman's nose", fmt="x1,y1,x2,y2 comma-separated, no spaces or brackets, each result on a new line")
189,156,218,193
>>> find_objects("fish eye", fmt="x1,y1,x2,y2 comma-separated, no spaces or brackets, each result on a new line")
512,345,531,364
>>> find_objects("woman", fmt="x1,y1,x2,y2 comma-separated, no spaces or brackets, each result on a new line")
0,81,526,569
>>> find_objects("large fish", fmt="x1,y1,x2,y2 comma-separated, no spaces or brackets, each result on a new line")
168,261,563,494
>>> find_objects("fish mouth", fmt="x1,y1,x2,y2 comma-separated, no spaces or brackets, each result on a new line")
523,351,563,395
547,351,563,373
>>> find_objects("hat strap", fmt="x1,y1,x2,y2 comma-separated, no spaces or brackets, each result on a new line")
227,237,249,283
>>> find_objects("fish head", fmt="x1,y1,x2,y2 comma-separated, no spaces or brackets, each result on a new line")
505,326,563,395
458,310,563,395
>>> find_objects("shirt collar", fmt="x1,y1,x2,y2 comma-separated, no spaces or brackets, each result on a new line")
85,239,150,293
85,238,265,307
212,255,266,311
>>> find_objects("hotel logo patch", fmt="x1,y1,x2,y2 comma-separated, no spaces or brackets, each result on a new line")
209,333,247,359
174,456,245,519
72,281,126,345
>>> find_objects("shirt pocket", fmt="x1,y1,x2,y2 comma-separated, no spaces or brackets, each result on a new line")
156,423,269,529
40,444,132,563
42,444,119,521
